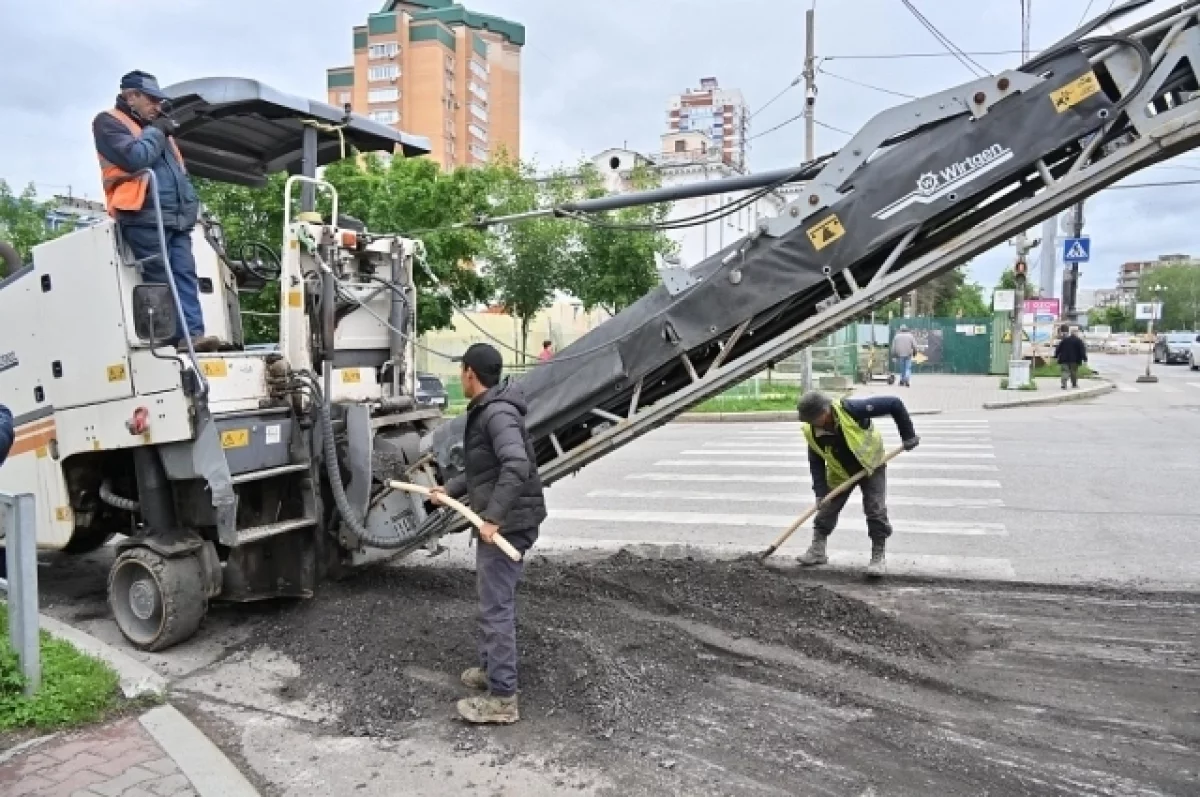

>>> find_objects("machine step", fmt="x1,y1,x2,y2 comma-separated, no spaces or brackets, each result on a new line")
235,516,318,546
232,462,311,485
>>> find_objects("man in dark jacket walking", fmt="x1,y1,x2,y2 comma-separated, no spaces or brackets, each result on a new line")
1054,325,1088,389
93,71,218,352
0,404,13,467
430,343,546,725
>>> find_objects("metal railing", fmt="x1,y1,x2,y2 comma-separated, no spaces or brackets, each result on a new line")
1,491,39,696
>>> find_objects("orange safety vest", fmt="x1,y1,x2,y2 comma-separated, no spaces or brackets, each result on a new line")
97,108,186,218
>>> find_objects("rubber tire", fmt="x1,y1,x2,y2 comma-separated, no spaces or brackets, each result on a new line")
1190,355,1198,371
108,547,207,651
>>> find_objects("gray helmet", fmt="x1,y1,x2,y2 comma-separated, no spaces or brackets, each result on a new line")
797,390,833,423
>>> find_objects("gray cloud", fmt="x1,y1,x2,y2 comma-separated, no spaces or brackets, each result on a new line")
2,0,1197,294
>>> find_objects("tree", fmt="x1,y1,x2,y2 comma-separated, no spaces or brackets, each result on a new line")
908,266,989,317
561,162,676,315
486,160,575,362
1139,265,1200,331
996,267,1041,299
1088,305,1131,332
0,180,60,272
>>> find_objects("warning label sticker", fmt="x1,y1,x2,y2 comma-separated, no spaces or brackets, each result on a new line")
201,360,228,378
221,429,250,449
807,215,845,251
1050,71,1101,112
106,363,127,382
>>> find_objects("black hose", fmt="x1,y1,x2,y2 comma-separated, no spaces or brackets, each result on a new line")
0,240,21,279
1022,35,1154,116
99,480,140,512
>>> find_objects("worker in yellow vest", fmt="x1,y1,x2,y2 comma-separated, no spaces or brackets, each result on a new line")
796,391,920,577
92,71,218,353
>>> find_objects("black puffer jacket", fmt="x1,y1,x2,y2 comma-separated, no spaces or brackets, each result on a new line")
445,379,546,550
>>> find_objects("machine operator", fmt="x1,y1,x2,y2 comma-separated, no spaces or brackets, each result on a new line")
93,70,218,353
796,391,920,577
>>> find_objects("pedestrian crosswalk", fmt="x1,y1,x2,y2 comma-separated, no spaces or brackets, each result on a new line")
542,418,1016,580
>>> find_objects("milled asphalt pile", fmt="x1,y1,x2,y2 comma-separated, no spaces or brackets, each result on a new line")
254,552,956,741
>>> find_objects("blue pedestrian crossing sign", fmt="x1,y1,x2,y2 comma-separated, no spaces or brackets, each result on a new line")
1062,236,1091,263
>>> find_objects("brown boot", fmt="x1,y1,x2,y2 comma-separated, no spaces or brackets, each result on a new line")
457,694,519,725
178,336,220,354
797,532,829,566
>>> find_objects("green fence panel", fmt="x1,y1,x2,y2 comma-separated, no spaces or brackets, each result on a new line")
889,317,994,374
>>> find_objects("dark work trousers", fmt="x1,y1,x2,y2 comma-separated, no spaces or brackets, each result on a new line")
1060,363,1080,388
122,224,205,342
813,467,893,541
476,535,527,697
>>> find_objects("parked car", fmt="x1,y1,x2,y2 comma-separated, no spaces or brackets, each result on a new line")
1153,332,1197,364
1190,334,1200,371
415,372,448,408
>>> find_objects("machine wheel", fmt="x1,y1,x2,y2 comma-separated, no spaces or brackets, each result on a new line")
108,547,207,651
1190,354,1198,371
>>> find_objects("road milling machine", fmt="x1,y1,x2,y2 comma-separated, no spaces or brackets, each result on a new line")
3,1,1200,649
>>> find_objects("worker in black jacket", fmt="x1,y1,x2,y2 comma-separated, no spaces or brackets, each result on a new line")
1054,325,1088,389
0,404,12,467
430,343,546,725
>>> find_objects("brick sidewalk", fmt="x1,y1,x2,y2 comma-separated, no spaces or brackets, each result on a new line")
851,373,1060,411
1,716,196,797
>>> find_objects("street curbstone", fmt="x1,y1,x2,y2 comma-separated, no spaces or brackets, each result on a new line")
38,613,167,699
982,380,1115,410
140,705,261,797
675,408,944,423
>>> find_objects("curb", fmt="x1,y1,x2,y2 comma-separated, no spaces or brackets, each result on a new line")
675,408,944,422
140,705,261,797
982,380,1115,410
38,613,167,699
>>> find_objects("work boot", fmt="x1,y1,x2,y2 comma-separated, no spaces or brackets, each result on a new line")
865,541,887,579
460,666,488,691
797,532,829,566
177,336,220,354
457,694,519,725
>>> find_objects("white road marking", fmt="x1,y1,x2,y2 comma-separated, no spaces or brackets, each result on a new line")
587,488,1005,508
549,508,1008,535
1117,384,1140,393
727,430,993,438
1188,382,1200,390
1161,385,1182,393
532,537,1017,580
693,447,995,459
627,473,1002,488
659,459,998,472
702,442,994,450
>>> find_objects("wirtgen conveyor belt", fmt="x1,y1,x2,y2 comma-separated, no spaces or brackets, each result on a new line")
416,1,1200,545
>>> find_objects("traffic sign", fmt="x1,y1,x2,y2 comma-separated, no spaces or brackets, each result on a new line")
993,289,1016,312
1062,236,1091,263
1135,302,1162,321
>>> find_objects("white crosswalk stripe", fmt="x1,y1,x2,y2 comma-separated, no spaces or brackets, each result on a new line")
1188,383,1200,390
627,473,1002,488
549,508,1007,535
1117,384,1140,393
701,442,994,450
657,459,998,472
693,447,995,459
587,488,1004,508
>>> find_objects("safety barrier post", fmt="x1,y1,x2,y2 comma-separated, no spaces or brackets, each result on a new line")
1,492,40,696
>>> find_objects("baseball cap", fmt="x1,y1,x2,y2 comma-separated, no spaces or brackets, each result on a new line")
120,70,169,101
457,343,503,382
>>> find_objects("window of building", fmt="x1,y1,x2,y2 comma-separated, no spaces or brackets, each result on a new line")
469,81,488,101
469,102,488,122
368,87,399,103
446,55,456,71
468,123,487,141
470,144,489,161
369,109,399,124
369,41,399,59
469,59,488,79
368,65,399,81
336,91,351,106
674,140,687,153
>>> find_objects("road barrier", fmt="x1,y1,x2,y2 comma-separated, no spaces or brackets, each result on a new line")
1,492,40,696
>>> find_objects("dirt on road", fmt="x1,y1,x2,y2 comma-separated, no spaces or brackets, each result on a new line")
241,552,1200,796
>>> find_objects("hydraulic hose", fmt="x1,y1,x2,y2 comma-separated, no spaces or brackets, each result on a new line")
99,480,141,512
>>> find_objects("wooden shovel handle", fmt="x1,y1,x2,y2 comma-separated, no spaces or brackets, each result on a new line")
388,481,522,562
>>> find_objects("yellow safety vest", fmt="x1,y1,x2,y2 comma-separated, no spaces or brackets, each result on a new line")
803,400,885,487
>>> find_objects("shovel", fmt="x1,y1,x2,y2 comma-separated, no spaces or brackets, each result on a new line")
759,445,907,561
388,481,523,562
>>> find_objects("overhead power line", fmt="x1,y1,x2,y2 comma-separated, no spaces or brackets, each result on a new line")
816,66,917,99
823,49,1029,61
749,76,802,120
1077,0,1097,28
815,119,852,137
746,113,851,143
898,0,992,76
1107,178,1200,189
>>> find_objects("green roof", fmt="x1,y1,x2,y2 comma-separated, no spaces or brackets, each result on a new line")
385,3,524,46
353,29,368,50
410,22,456,51
368,12,398,35
472,33,488,58
327,69,355,89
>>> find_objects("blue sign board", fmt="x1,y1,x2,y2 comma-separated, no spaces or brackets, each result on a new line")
1062,236,1091,263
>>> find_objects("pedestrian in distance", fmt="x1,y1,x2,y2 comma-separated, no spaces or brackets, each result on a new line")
795,391,920,578
93,70,219,353
1054,324,1088,389
430,343,546,725
891,325,917,387
537,340,554,363
0,403,13,467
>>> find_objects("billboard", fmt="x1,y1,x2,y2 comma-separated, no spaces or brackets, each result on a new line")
1022,298,1061,345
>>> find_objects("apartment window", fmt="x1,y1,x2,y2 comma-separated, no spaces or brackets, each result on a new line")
469,59,488,80
369,41,400,59
674,140,687,153
446,55,456,71
368,65,399,81
470,144,489,161
336,91,351,106
469,81,487,101
369,109,399,124
468,123,487,141
469,102,488,122
446,76,456,92
368,87,399,103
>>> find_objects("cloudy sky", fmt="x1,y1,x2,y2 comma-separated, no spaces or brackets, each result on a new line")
2,0,1197,293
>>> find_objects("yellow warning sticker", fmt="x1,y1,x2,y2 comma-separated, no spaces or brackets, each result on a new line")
288,290,303,308
341,368,362,384
1051,71,1101,112
107,363,127,382
55,506,72,522
201,360,228,378
221,429,250,449
807,215,846,251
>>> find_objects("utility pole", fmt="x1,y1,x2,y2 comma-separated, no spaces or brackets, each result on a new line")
1062,202,1085,324
1008,232,1038,387
799,5,817,393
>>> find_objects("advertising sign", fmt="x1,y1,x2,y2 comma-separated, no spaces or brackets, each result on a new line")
1022,298,1061,345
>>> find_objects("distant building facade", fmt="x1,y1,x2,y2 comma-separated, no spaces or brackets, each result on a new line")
666,77,750,172
46,195,105,232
